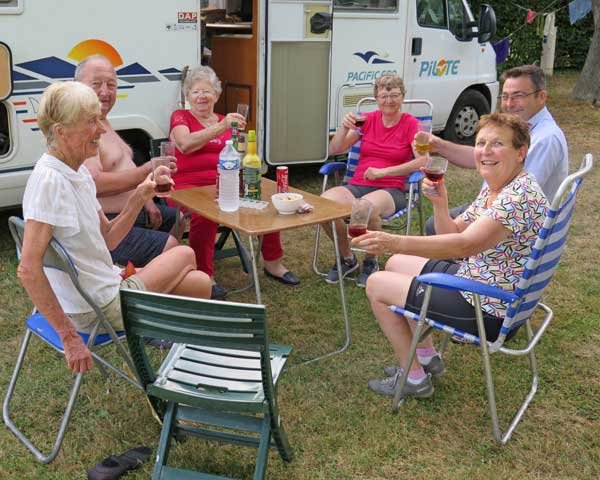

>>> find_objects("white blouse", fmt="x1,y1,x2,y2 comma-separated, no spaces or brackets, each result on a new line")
22,153,121,313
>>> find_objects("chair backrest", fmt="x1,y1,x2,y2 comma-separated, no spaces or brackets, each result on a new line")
8,216,105,321
342,97,434,185
493,154,594,347
120,289,275,402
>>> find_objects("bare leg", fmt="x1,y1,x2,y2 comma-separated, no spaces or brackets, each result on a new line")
321,186,356,257
366,255,431,369
136,245,211,299
360,189,396,259
263,258,287,277
162,234,179,253
169,210,187,242
386,254,435,348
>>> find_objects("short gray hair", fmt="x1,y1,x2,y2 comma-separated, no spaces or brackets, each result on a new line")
37,81,101,145
183,65,222,98
500,64,546,91
74,54,113,81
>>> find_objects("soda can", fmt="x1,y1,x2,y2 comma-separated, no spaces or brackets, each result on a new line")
276,166,289,193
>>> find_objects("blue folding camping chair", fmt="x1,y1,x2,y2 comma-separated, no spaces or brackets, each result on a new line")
389,154,593,444
312,98,433,278
3,216,142,464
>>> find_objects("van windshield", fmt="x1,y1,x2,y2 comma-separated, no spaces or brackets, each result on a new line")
334,0,396,12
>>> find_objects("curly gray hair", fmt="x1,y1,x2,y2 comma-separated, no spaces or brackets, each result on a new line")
183,65,222,98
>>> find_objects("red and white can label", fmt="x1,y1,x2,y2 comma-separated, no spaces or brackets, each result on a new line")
276,166,289,193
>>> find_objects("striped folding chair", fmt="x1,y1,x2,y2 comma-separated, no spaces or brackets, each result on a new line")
312,98,432,278
388,154,593,444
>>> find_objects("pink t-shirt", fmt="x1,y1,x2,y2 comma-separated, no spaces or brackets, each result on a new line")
169,110,231,190
350,110,418,191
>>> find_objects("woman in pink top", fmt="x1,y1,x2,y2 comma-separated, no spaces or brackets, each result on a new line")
169,66,299,300
322,74,425,288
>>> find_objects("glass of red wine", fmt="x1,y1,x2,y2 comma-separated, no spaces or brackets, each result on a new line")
348,198,372,239
151,141,175,197
422,156,448,196
354,111,367,130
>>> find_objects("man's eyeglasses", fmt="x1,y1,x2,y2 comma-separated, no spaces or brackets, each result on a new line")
376,93,403,101
499,90,541,102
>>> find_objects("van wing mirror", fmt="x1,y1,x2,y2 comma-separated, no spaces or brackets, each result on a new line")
478,4,496,44
0,41,13,101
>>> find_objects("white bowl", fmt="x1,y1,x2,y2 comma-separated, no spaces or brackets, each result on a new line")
271,192,303,215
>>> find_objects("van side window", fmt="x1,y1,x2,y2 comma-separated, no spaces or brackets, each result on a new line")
416,0,446,28
447,0,467,36
334,0,397,12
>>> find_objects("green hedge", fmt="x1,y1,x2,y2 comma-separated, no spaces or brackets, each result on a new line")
469,0,593,71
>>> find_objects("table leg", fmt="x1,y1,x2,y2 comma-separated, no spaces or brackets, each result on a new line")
247,234,262,304
303,220,351,364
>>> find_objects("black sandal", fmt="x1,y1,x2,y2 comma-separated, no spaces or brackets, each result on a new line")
88,446,152,480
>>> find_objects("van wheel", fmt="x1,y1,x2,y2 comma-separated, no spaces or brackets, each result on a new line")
443,90,490,145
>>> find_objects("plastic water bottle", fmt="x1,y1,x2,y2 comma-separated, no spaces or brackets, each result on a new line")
218,140,240,212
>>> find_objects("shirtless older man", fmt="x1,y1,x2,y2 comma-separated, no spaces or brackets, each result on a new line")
75,55,180,266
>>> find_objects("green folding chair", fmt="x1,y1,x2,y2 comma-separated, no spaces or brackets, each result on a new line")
120,289,293,480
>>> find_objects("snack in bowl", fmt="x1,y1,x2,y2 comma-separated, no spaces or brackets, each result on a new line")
271,192,303,214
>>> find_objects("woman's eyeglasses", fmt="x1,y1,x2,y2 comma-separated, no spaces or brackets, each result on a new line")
376,93,403,101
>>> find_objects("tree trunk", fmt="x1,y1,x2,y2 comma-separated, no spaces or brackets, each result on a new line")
571,0,600,105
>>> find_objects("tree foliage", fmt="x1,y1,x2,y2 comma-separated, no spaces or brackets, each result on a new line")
470,0,593,72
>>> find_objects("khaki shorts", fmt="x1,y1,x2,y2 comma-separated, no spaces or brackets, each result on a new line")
68,275,146,334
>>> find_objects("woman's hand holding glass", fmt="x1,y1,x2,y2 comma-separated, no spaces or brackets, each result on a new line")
350,230,399,256
341,112,363,131
139,169,173,201
221,112,247,130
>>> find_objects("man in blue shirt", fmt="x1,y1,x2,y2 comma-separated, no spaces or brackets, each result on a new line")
426,65,568,233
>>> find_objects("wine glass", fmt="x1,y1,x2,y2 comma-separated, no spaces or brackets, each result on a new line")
414,119,432,157
422,156,448,196
354,110,367,131
348,198,372,239
237,103,249,120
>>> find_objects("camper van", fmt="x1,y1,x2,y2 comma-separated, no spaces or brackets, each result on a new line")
0,0,497,209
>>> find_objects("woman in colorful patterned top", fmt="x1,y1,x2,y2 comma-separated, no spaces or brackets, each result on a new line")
352,113,548,400
168,66,299,300
321,74,425,288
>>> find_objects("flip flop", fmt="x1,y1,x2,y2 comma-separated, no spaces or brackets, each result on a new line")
88,446,152,480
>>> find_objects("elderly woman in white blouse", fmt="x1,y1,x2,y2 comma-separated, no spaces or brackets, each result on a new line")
17,81,211,374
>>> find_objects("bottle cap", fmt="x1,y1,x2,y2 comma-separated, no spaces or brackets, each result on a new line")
225,140,233,145
248,130,256,142
231,121,238,128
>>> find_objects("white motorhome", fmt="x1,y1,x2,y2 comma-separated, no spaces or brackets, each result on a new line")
0,0,497,209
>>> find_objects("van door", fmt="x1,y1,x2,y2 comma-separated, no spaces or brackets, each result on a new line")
403,0,488,134
329,0,409,131
263,0,333,165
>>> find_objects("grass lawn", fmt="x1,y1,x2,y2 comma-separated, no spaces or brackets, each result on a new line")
0,72,599,479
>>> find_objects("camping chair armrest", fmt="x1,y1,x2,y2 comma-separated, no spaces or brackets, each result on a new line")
416,272,519,304
319,162,347,175
407,171,425,184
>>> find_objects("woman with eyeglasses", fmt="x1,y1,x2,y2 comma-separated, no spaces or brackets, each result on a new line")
168,66,299,300
321,74,426,288
353,113,547,400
